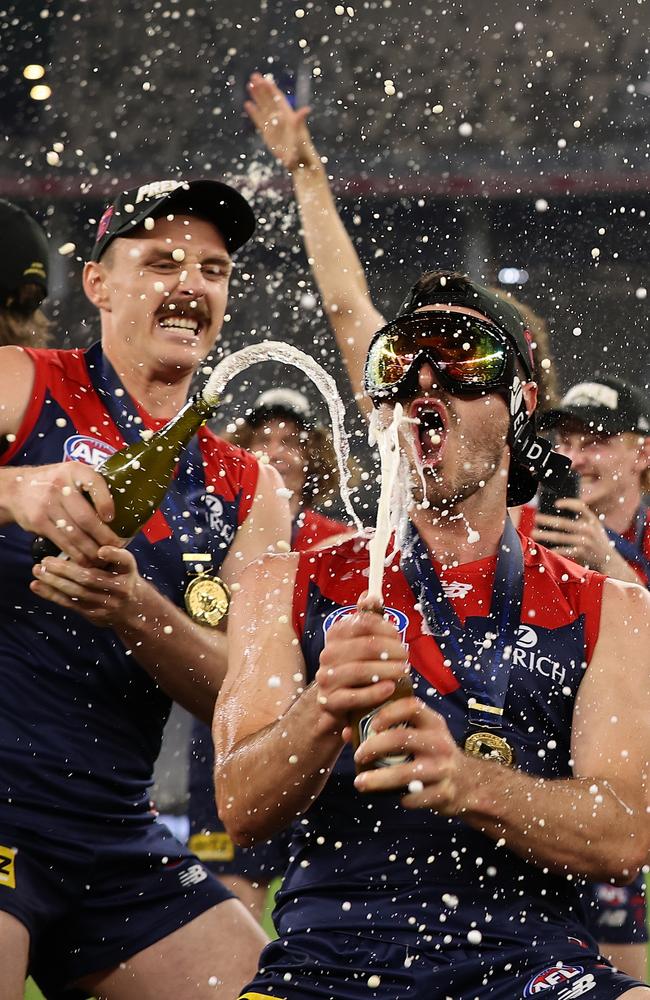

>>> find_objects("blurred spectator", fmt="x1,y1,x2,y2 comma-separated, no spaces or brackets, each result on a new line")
0,199,50,349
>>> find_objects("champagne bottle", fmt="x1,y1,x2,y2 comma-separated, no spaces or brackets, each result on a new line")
350,673,414,774
32,390,218,560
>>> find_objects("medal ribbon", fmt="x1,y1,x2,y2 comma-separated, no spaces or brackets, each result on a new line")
401,516,524,729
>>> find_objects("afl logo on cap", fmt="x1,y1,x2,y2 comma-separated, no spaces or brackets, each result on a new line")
323,605,409,640
63,435,116,470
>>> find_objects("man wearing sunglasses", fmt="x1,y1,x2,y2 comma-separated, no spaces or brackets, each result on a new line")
215,271,650,1000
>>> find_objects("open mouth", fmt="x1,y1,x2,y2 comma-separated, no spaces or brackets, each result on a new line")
411,398,448,467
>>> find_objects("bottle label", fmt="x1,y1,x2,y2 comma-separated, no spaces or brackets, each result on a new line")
358,709,412,768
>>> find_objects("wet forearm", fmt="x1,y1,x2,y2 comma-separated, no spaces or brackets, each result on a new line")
216,682,344,845
460,760,647,883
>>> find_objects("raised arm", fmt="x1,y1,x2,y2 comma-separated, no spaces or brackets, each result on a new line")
245,73,385,413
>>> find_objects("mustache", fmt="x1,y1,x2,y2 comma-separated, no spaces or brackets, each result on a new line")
156,300,211,324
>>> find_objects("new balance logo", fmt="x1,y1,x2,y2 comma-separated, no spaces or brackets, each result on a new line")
442,581,473,599
178,863,208,888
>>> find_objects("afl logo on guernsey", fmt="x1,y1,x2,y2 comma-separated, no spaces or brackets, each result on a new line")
523,964,589,996
63,435,116,470
323,605,409,640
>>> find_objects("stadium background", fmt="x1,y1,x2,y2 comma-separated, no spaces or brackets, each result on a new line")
1,1,648,995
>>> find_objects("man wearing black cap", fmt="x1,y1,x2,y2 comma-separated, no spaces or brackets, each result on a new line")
215,272,650,1000
0,199,50,349
534,377,650,586
0,180,290,999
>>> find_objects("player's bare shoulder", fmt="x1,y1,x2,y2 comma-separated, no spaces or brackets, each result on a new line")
598,575,650,654
0,345,36,438
602,574,650,612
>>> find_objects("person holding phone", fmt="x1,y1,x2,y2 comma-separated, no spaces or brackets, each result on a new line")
533,377,650,587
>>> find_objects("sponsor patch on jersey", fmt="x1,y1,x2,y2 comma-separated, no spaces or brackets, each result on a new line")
523,964,584,996
188,832,235,863
323,604,409,640
0,845,17,889
516,624,538,649
63,434,116,470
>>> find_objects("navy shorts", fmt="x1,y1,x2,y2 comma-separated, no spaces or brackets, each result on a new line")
0,806,233,997
582,876,648,946
237,931,647,999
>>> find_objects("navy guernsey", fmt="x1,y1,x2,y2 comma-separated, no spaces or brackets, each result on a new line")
0,344,258,823
279,531,605,951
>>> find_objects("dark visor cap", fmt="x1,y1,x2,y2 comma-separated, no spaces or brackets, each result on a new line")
0,199,49,305
90,179,255,261
540,377,650,436
397,271,535,380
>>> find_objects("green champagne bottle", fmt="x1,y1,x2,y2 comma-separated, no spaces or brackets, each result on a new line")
32,390,218,560
350,673,414,774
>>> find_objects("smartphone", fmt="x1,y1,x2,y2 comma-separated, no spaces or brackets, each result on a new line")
537,468,581,519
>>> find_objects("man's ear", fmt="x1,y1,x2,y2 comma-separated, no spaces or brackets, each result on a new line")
523,380,538,417
83,261,112,312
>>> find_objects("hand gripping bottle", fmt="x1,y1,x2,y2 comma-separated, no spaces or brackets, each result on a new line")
32,385,219,560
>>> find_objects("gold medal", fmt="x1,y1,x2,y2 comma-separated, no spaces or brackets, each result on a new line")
184,574,230,627
464,731,514,767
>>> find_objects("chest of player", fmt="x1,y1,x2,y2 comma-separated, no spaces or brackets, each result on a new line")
300,573,587,780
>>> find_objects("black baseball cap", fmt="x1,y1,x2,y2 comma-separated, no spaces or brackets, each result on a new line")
90,179,256,262
541,377,650,436
0,199,49,309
